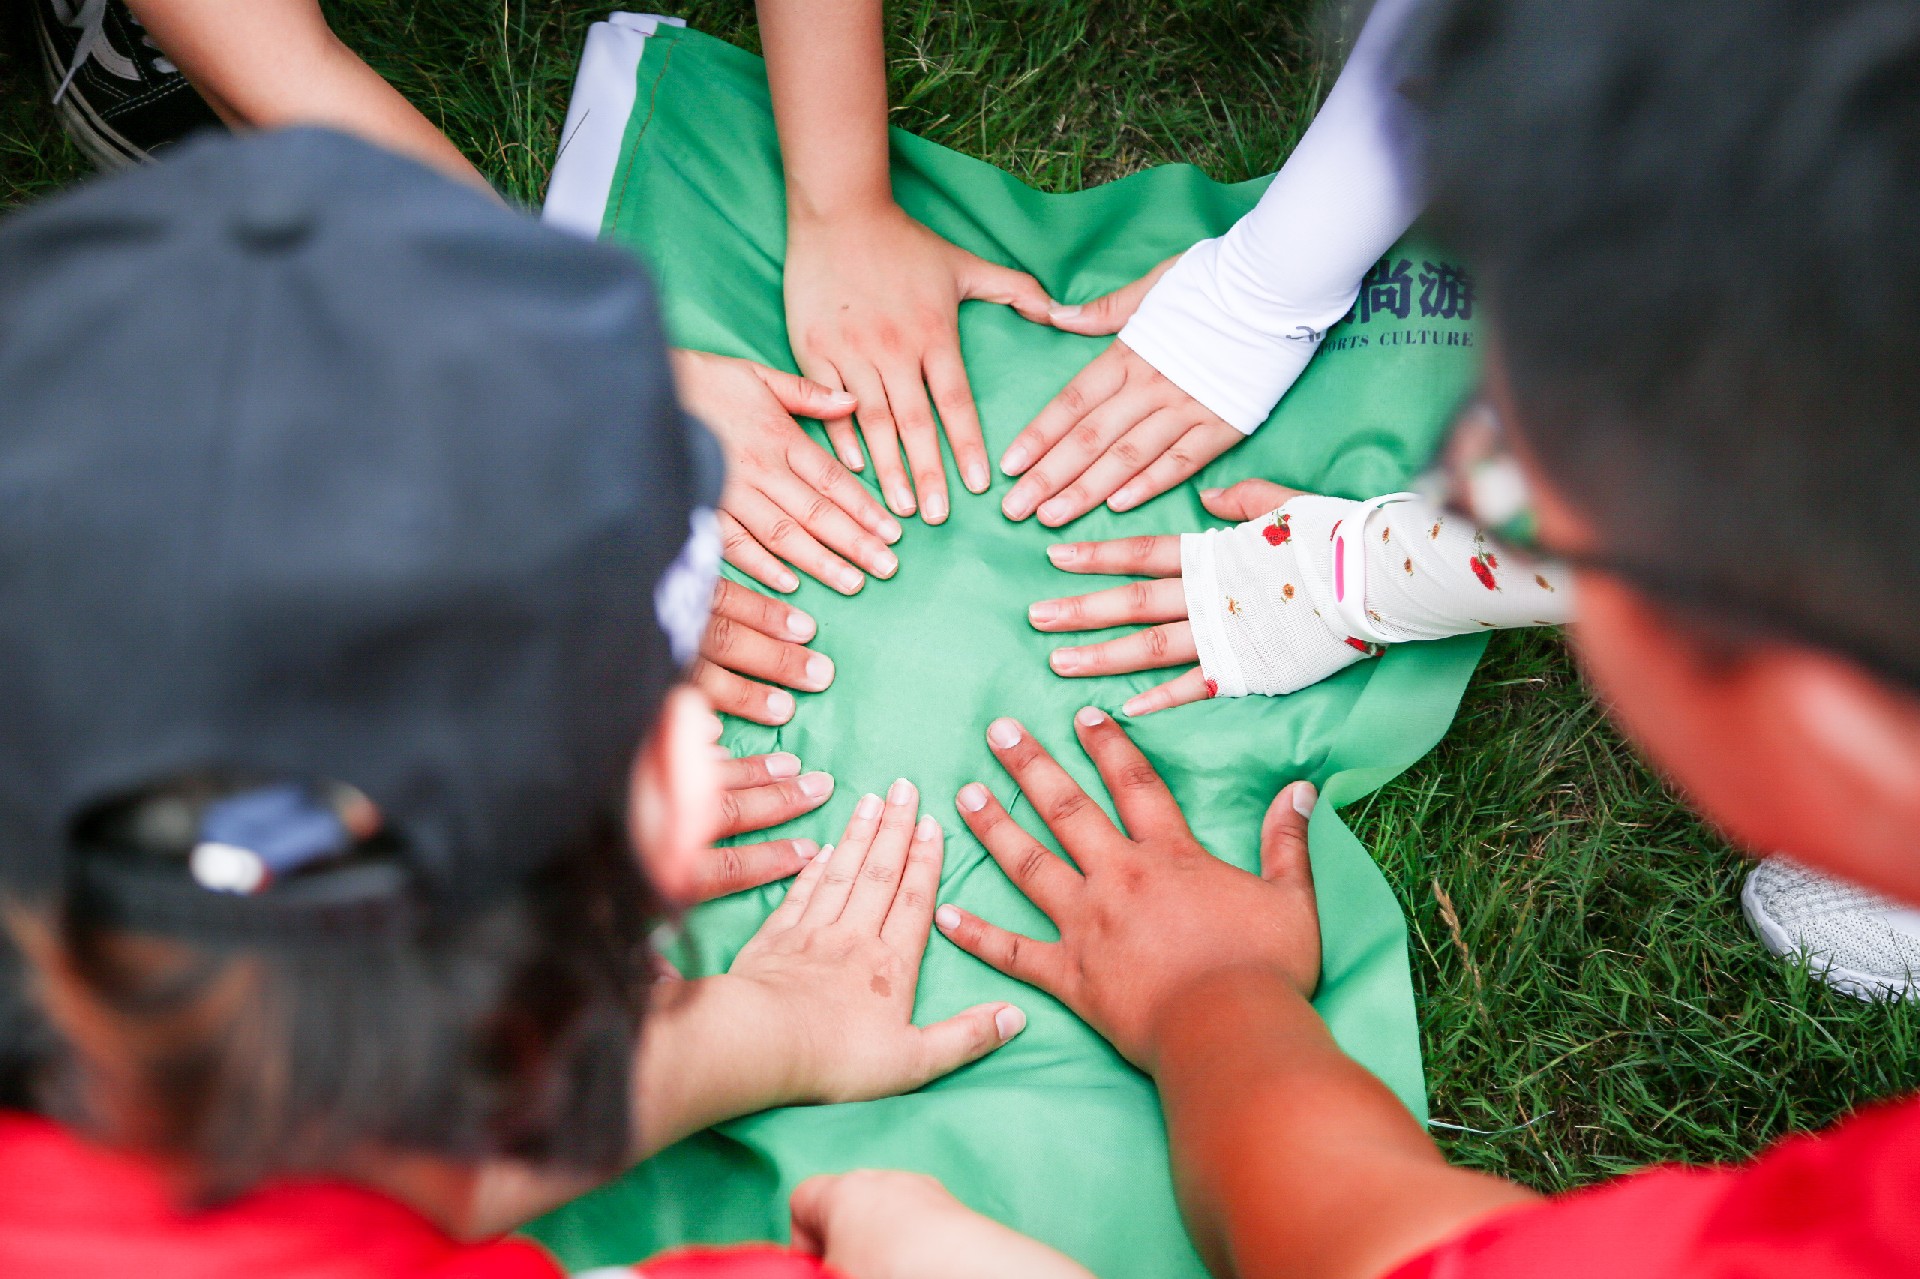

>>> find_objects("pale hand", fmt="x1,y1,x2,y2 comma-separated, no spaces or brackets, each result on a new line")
1001,256,1243,526
791,1171,1095,1279
785,201,1056,523
937,709,1321,1072
1028,479,1302,715
728,778,1027,1105
673,349,903,595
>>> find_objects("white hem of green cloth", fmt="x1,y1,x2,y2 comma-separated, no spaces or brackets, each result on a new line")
542,13,687,239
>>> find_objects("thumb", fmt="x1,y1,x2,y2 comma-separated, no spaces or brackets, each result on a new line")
754,363,858,421
1200,478,1303,523
1259,781,1317,884
1046,252,1183,336
959,256,1057,324
910,1002,1027,1086
789,1174,842,1255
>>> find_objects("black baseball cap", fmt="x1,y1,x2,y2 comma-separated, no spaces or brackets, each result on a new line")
0,128,723,935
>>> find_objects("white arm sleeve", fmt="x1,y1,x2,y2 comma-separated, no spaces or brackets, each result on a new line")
1118,0,1425,433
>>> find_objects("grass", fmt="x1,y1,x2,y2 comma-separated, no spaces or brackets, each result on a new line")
4,0,1916,1197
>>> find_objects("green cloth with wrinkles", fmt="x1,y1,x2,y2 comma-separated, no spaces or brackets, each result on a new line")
527,25,1484,1277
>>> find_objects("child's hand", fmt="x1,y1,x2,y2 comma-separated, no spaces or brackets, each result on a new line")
935,710,1321,1073
730,778,1027,1104
784,203,1055,523
1028,479,1303,715
694,579,833,726
673,349,903,595
790,1171,1095,1279
1000,258,1243,527
686,750,837,902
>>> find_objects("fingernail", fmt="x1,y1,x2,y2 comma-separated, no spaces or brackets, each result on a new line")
1076,706,1107,727
988,718,1022,749
1028,600,1059,626
914,815,940,842
767,690,796,721
818,843,836,864
800,771,835,799
1047,543,1077,567
704,711,725,740
1121,696,1146,717
880,517,903,544
964,461,990,493
766,752,802,778
793,839,821,860
826,390,856,408
924,491,948,524
888,777,915,805
876,549,899,578
1109,486,1140,512
1001,444,1031,476
856,793,883,820
1050,304,1083,321
786,611,816,641
935,904,962,930
958,782,989,812
775,568,800,592
1003,489,1034,521
995,1005,1028,1039
836,568,864,595
1050,648,1082,673
805,654,835,689
1291,781,1319,818
888,485,916,515
1200,487,1223,501
711,743,735,759
1037,498,1070,526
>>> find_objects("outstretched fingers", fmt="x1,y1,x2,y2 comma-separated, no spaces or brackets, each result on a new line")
952,780,1080,914
1044,534,1182,578
907,1001,1028,1086
934,902,1063,992
801,791,885,926
1070,707,1186,840
982,717,1120,857
1120,667,1215,718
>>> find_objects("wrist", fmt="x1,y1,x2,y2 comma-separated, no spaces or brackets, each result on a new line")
1140,963,1316,1075
785,186,902,232
634,975,797,1156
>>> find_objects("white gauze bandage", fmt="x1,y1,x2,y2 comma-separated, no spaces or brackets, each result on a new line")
1182,495,1574,697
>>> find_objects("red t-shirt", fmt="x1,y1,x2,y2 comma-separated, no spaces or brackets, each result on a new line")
0,1113,834,1279
1391,1093,1920,1279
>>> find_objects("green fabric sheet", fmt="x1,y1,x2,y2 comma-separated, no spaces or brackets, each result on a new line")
529,25,1483,1276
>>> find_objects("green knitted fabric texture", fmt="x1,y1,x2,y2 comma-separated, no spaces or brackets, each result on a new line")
528,25,1483,1277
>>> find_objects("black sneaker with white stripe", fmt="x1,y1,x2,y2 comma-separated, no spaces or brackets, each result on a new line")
34,0,221,168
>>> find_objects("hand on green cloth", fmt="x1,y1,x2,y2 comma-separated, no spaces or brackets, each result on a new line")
999,256,1244,528
934,709,1322,1071
1028,479,1306,716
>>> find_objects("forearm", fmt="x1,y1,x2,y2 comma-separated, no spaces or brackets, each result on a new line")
1150,967,1534,1279
1118,0,1424,431
127,0,493,192
757,0,894,221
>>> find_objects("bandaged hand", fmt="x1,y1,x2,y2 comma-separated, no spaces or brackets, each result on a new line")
784,202,1056,523
673,349,903,595
936,711,1321,1071
1034,480,1573,712
1000,256,1243,527
695,579,834,726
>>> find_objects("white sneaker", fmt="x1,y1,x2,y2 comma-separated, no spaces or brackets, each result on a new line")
1742,858,1920,1001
